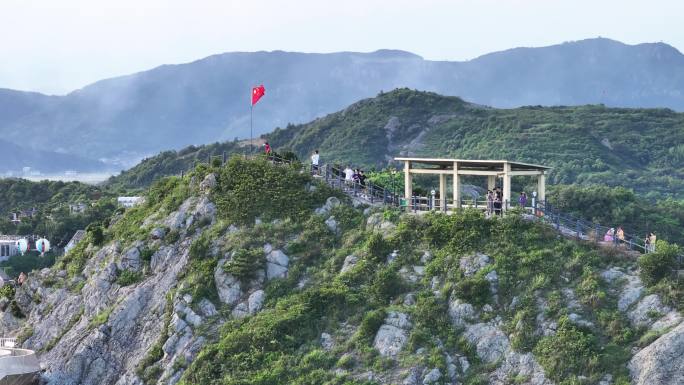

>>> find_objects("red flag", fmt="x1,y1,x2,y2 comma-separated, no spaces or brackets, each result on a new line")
252,85,265,106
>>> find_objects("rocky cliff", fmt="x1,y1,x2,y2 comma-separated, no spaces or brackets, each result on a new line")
0,157,682,385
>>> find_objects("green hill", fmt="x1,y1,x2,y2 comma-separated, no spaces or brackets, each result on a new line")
3,158,681,385
111,89,684,200
267,88,684,199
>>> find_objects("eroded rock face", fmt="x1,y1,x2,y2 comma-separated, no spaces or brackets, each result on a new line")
630,322,684,385
459,253,491,277
340,255,359,273
373,312,412,357
266,249,289,280
214,258,242,306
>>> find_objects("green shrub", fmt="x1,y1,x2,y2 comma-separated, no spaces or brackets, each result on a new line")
86,224,105,246
224,248,265,283
638,241,679,286
189,233,211,260
533,317,600,381
453,276,490,307
0,284,15,299
355,309,386,346
212,157,331,225
367,266,405,305
365,233,392,263
116,270,143,286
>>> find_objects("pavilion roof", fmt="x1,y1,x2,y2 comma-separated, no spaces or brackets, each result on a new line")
394,157,551,171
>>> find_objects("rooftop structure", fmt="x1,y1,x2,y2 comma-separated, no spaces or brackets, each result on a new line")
395,157,551,211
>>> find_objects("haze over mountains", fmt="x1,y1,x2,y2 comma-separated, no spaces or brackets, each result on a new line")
2,37,684,172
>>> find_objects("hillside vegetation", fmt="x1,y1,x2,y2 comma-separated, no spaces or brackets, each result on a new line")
2,158,681,385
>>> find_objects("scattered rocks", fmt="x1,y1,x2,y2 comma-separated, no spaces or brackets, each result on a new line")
463,322,510,364
387,250,399,264
214,258,242,306
247,290,265,314
340,255,359,273
373,312,412,357
448,298,475,328
422,368,441,384
150,227,166,240
568,313,594,328
404,293,416,306
315,197,341,215
325,217,338,233
320,332,334,351
459,253,491,276
197,299,217,317
266,249,289,280
199,173,216,191
629,294,671,328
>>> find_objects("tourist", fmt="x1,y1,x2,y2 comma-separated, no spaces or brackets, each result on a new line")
649,232,657,252
518,192,528,208
17,272,27,286
486,190,494,215
344,165,354,185
604,228,615,242
493,195,502,216
616,226,625,244
311,150,320,175
264,142,272,155
644,233,651,253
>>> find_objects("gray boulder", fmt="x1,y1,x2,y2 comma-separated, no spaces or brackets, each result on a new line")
448,298,475,328
214,258,242,306
422,368,441,384
459,253,491,276
340,255,358,273
266,250,289,280
373,312,412,357
630,322,684,385
248,290,265,314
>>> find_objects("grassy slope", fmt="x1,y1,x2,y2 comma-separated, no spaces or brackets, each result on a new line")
44,158,682,384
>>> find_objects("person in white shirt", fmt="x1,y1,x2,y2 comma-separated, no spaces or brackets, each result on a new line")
344,165,354,185
311,150,320,175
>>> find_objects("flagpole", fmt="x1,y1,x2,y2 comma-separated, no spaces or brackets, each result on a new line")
250,103,253,156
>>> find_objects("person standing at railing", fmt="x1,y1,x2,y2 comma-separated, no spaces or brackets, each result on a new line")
311,150,320,176
616,226,625,245
486,190,494,216
264,142,272,162
649,232,657,253
359,170,368,197
344,165,354,186
518,192,528,208
604,228,615,242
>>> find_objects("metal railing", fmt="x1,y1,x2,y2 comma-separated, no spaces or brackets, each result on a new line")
0,338,17,348
534,200,649,254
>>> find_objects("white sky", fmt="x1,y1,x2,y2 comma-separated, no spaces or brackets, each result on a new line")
1,0,683,95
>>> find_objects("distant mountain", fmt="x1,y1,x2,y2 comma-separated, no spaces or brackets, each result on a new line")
0,138,108,175
111,89,684,199
2,38,684,169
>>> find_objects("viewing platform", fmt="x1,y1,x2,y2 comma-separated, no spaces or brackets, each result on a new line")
0,339,40,385
396,157,551,212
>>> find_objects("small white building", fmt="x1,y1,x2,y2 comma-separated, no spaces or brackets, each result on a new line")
117,196,143,208
0,235,23,262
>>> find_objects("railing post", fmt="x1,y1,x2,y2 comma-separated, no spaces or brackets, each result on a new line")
595,224,600,243
412,195,417,213
576,220,580,240
353,181,358,197
369,182,374,203
222,151,227,164
383,189,388,204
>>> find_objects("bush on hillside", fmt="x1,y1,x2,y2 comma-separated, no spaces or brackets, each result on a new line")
638,241,679,286
212,157,333,225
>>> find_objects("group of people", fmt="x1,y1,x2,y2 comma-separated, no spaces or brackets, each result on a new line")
486,188,529,216
342,165,368,188
604,227,657,253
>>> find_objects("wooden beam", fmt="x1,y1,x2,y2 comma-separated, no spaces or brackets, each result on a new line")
509,170,544,176
502,162,511,209
404,160,412,200
408,168,453,175
455,170,501,176
453,162,461,208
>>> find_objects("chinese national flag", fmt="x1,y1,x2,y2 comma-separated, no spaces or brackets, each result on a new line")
252,85,265,106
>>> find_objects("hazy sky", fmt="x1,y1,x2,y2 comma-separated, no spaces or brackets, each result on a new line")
2,0,683,95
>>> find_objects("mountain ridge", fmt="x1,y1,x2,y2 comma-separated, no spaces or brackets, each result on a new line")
3,37,684,170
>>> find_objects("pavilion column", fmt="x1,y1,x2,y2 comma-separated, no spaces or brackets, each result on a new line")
404,160,412,200
452,162,461,208
487,175,496,191
502,162,511,210
439,174,447,211
537,172,546,203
